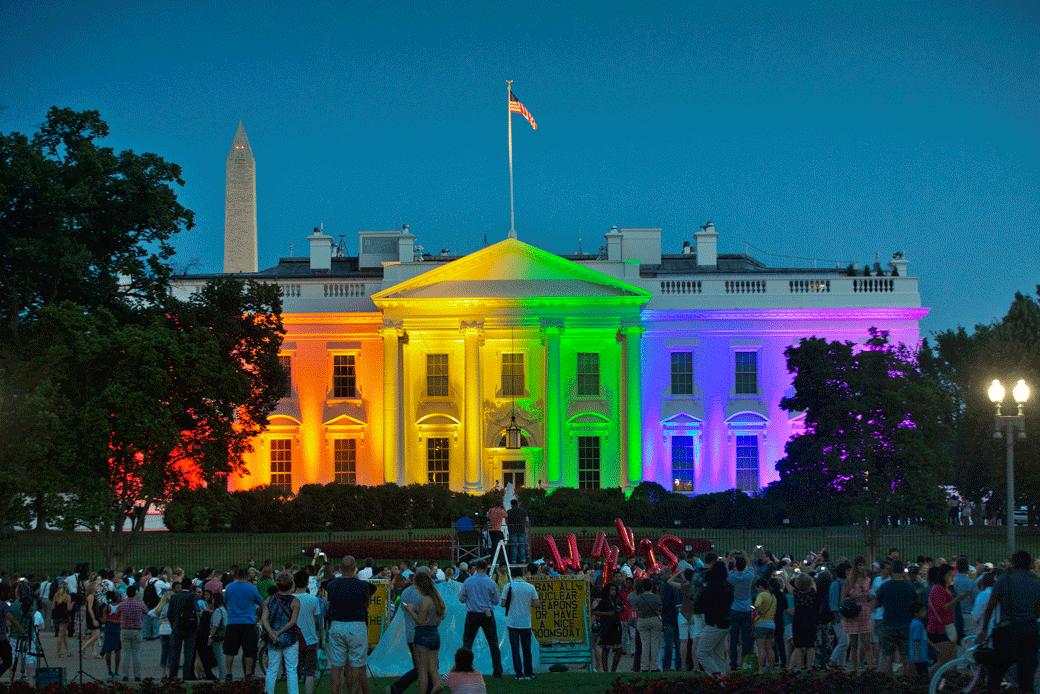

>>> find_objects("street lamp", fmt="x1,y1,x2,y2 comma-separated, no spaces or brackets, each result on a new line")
988,379,1029,555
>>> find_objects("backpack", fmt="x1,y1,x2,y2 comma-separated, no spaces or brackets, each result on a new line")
143,581,160,610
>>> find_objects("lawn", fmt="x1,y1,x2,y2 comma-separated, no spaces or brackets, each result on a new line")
4,523,1038,576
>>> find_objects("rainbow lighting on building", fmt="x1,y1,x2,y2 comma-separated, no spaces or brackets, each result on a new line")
170,127,927,497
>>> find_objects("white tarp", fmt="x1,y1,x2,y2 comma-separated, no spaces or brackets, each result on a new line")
367,579,542,677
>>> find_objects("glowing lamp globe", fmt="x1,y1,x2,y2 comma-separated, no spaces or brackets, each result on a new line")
988,380,1005,403
1013,379,1030,404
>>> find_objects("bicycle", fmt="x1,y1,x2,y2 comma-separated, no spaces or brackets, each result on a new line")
929,635,982,694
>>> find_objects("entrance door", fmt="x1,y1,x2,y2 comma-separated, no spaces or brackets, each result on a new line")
502,459,525,488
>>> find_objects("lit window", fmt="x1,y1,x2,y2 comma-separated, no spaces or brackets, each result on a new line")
736,435,759,492
427,438,450,486
334,439,356,484
672,436,695,492
735,351,758,395
670,352,693,395
426,354,449,397
576,353,600,396
270,439,292,492
502,353,524,397
279,355,292,391
333,355,356,398
578,436,601,489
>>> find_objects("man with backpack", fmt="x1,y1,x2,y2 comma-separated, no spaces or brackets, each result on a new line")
140,568,162,640
166,582,198,680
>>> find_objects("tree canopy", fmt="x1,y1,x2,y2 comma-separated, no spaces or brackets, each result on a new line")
0,109,287,566
927,288,1040,521
777,329,954,560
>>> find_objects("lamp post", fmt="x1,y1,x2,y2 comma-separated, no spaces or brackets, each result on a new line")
988,379,1029,556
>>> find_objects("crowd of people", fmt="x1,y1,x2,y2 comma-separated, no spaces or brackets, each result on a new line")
582,545,1040,693
1,542,1039,694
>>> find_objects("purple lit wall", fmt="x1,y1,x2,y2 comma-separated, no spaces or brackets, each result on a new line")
640,308,927,495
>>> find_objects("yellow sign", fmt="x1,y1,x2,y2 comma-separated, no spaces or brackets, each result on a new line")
528,576,588,643
367,580,389,645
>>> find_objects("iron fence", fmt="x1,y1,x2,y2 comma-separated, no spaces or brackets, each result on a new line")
3,523,1037,578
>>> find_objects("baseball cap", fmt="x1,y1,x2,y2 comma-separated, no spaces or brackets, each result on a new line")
907,563,920,573
983,562,994,570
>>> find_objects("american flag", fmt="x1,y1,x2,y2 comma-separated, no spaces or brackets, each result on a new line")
509,91,537,130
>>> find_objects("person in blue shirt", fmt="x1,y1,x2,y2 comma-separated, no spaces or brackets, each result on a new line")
908,601,929,678
458,560,502,678
222,568,265,681
726,549,755,671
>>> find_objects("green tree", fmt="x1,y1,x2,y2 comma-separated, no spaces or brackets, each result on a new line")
930,289,1040,524
0,109,287,567
777,329,954,563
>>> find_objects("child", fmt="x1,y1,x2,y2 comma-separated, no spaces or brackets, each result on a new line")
909,601,929,678
436,647,486,694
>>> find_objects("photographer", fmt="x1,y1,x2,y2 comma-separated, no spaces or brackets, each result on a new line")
0,582,29,679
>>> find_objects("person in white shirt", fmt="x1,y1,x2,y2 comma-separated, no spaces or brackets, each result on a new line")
869,560,892,668
293,571,323,694
429,562,446,583
356,558,374,581
501,567,540,680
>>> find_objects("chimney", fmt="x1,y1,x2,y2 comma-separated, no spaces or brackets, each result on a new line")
308,226,333,271
605,226,623,261
398,224,415,263
695,221,718,268
888,252,909,277
682,240,692,255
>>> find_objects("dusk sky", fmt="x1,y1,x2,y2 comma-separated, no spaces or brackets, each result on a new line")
2,0,1037,336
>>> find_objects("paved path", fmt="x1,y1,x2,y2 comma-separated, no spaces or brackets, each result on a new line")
23,629,257,684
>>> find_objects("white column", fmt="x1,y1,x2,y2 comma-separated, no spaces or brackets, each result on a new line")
543,322,563,489
623,325,645,489
462,321,484,493
379,324,404,485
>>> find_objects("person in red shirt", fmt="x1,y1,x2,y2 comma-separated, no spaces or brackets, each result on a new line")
486,504,507,558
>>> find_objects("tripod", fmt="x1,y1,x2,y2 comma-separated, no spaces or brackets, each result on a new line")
10,601,47,686
73,596,99,684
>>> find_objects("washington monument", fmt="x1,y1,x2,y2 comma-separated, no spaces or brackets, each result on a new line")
224,122,258,273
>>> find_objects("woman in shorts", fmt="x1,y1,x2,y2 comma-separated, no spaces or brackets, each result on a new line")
401,572,445,694
753,578,777,673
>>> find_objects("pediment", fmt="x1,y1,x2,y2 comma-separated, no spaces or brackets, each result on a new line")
323,401,367,425
372,238,651,304
662,412,703,427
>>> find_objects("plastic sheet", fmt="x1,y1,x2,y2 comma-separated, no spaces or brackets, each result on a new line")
367,580,543,677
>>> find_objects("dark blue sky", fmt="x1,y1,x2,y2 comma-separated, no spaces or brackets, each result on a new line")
3,1,1037,335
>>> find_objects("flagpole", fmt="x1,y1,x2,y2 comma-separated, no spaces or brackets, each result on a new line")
507,80,516,239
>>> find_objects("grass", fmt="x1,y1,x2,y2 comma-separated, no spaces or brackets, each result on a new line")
4,523,1038,576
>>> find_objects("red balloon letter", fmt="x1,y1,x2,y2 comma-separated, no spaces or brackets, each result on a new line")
615,518,636,556
565,533,582,572
602,544,619,588
544,535,565,573
639,538,662,574
657,535,683,571
591,531,607,559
